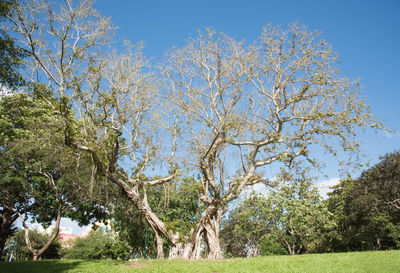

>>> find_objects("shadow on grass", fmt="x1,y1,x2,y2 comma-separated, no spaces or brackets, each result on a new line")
0,260,85,273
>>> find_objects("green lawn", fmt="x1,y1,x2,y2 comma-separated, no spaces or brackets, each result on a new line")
1,250,399,273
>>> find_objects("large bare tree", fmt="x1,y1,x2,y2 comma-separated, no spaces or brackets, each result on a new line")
163,25,377,259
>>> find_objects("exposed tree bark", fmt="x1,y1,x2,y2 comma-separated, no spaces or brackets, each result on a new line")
204,215,222,259
155,231,164,259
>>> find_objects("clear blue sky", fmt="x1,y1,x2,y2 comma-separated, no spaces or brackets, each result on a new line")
95,0,399,176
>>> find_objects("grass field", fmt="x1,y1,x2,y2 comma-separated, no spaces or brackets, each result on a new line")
1,250,399,273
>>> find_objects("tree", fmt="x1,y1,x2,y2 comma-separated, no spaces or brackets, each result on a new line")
163,24,377,258
0,92,55,258
9,229,60,261
266,172,335,255
0,0,26,95
9,0,179,259
0,90,106,260
221,171,334,256
327,152,400,251
221,193,272,257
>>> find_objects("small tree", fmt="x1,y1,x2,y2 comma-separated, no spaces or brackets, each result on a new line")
266,172,335,255
10,229,60,261
221,193,271,257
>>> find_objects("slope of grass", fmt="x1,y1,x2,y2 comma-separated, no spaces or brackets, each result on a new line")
1,250,399,273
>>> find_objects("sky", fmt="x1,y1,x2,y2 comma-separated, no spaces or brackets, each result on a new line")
23,0,400,234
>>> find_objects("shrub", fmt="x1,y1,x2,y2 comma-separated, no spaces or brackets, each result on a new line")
64,228,131,260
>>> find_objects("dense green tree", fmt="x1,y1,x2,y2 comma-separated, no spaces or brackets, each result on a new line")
266,175,335,255
0,91,107,260
0,0,26,94
327,152,400,251
0,91,55,257
221,193,272,257
221,171,335,257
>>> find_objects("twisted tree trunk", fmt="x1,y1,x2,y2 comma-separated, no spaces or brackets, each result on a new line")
168,203,224,259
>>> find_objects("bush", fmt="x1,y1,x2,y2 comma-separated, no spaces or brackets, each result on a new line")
64,228,131,260
259,234,287,256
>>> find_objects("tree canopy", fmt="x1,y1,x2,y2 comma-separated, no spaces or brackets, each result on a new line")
0,90,107,260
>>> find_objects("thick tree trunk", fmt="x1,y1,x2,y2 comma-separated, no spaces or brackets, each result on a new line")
0,236,6,258
168,227,203,259
0,210,18,257
170,204,223,259
203,213,222,259
155,231,164,259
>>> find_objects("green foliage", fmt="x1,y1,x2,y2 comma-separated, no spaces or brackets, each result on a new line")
0,0,27,92
9,229,60,261
64,228,131,260
327,151,400,251
221,171,335,257
259,234,287,256
266,175,336,255
151,177,203,237
0,91,60,255
0,91,109,258
221,193,272,257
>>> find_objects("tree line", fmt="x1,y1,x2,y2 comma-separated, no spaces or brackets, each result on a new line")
0,0,392,260
221,153,400,257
